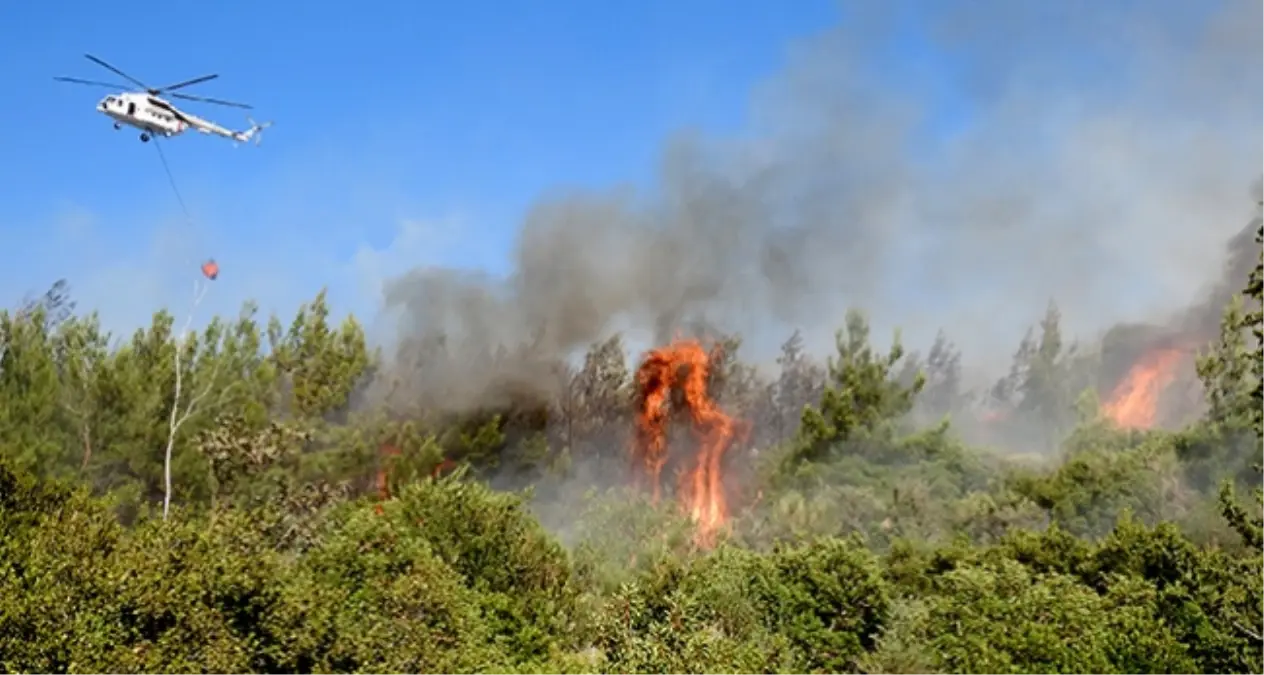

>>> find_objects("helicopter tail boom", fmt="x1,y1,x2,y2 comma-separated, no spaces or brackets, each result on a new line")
234,118,272,146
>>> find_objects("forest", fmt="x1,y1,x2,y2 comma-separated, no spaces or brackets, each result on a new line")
0,198,1261,673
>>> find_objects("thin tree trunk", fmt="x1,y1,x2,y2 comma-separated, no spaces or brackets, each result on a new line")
79,424,92,472
163,340,184,521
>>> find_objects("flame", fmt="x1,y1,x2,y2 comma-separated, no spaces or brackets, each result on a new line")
431,458,457,479
376,443,457,507
376,443,401,501
632,338,747,547
980,409,1006,423
373,443,401,515
1102,348,1185,429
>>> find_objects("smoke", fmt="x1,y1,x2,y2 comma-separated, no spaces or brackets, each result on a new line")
379,0,1262,412
1181,186,1263,334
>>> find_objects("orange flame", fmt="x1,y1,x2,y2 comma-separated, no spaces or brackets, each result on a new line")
1102,348,1185,429
632,338,747,547
431,458,458,479
374,443,401,515
376,443,401,501
376,443,457,507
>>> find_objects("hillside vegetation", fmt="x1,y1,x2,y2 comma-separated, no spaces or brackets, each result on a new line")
0,215,1260,673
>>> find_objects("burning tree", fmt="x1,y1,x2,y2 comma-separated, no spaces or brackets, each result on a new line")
1102,343,1195,430
631,338,749,547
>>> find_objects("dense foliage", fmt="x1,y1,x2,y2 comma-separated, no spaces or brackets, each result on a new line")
0,216,1261,673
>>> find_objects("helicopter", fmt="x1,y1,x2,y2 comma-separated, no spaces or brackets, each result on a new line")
55,54,271,145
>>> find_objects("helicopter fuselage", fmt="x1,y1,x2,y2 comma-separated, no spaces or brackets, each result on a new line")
97,93,186,141
95,92,263,144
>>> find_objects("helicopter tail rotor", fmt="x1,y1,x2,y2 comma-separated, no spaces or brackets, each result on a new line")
241,117,272,146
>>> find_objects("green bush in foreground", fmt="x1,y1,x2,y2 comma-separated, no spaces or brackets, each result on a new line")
1,455,1260,674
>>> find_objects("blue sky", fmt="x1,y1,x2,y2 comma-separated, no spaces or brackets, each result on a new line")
0,0,854,335
0,0,1255,361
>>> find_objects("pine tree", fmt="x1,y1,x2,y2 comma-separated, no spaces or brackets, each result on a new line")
1198,297,1255,429
1241,220,1262,437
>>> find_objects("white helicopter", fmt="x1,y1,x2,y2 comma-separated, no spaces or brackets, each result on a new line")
55,54,271,145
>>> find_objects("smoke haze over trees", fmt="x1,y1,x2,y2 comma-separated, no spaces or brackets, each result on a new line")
380,0,1261,411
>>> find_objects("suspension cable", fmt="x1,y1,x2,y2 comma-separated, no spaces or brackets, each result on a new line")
153,138,194,225
151,135,218,327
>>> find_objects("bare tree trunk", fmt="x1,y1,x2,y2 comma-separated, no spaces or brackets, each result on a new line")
79,424,92,472
163,280,211,522
163,333,185,521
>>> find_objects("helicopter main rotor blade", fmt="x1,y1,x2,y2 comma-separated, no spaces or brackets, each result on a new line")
54,76,129,89
158,73,219,93
83,54,149,91
168,92,253,109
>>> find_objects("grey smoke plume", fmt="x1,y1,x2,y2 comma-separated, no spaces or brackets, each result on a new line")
380,0,1263,411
